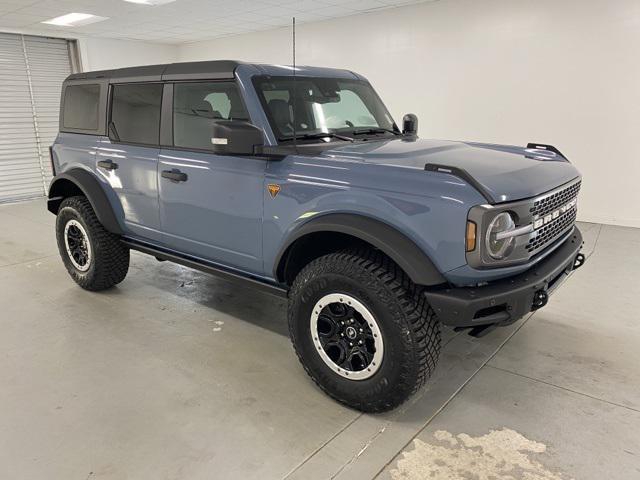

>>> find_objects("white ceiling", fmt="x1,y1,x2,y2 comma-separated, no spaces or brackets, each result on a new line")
0,0,433,44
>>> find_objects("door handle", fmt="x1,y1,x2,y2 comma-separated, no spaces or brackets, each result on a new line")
97,159,118,170
161,168,188,182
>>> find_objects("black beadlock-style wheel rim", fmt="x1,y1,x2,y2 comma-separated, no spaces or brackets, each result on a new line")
310,293,384,380
64,219,92,272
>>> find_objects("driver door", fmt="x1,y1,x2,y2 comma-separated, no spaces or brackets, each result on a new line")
158,81,265,274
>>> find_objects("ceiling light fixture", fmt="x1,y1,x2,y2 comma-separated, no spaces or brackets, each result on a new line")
42,13,108,27
123,0,178,5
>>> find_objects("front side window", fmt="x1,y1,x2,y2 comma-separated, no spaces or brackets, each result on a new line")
110,83,162,145
173,82,249,151
63,84,100,130
254,76,397,142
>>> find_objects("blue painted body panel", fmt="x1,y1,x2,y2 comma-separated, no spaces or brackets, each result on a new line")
51,63,582,288
53,132,127,233
96,137,163,242
317,139,579,203
262,154,485,277
158,149,265,274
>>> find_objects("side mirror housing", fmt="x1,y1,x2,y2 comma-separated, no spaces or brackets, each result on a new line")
210,120,264,155
402,113,418,137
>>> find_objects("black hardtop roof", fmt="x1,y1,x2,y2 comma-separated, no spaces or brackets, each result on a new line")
65,60,244,83
64,60,360,84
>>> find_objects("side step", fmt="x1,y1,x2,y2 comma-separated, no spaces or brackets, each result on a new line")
122,238,289,298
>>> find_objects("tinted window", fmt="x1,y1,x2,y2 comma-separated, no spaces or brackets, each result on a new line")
173,82,249,151
63,84,100,130
110,83,162,145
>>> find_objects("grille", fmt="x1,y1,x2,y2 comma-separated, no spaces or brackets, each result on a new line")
530,180,581,217
527,208,577,253
526,180,581,254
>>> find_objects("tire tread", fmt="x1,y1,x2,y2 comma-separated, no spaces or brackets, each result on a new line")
56,196,129,291
288,247,441,412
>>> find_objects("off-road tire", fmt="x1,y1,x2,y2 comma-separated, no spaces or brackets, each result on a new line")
288,248,441,412
56,196,129,291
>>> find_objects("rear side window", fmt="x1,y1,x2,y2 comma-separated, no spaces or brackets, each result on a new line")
173,82,249,151
110,83,163,145
63,84,100,130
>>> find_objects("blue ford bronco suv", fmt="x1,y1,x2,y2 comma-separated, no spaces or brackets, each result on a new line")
48,61,585,412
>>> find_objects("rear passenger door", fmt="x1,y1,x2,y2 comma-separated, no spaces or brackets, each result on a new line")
97,83,162,242
158,81,265,274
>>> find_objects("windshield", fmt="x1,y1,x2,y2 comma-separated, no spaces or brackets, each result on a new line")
254,76,398,142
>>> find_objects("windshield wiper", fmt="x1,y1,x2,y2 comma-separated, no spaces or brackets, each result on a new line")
352,127,401,136
279,132,354,143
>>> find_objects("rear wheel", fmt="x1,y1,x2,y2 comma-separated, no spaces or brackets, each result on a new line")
288,249,441,412
56,196,129,291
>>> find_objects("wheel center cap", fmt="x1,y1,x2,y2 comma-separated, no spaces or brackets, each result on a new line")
345,326,357,339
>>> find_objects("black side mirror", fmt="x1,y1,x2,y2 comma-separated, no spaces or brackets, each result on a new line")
210,120,264,155
402,114,418,137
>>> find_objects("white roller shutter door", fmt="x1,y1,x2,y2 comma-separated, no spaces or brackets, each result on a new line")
0,33,76,202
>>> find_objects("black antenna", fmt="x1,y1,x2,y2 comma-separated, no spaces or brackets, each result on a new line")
292,17,297,153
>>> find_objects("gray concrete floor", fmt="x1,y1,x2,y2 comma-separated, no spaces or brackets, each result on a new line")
0,199,638,480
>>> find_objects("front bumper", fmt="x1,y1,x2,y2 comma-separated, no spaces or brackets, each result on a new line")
425,227,584,329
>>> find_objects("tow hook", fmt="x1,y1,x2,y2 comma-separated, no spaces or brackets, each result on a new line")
573,252,585,270
532,290,548,311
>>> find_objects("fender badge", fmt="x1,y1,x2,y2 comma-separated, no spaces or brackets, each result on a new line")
267,184,281,198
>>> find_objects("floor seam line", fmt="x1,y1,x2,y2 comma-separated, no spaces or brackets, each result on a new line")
322,332,465,478
584,223,603,259
281,413,363,479
368,313,536,479
485,364,640,413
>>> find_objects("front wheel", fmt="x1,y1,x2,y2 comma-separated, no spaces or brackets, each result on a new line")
288,249,441,412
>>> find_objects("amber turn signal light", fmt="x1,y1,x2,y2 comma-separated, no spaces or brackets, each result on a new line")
466,221,477,252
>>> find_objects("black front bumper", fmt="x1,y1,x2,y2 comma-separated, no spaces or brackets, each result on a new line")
425,227,584,329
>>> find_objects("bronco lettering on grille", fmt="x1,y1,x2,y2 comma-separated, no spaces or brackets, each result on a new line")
533,198,577,230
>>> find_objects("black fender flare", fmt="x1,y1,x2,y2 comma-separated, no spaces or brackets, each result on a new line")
274,213,446,286
47,169,124,235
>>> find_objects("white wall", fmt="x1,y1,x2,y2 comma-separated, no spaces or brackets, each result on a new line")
179,0,640,228
0,27,179,72
79,37,178,71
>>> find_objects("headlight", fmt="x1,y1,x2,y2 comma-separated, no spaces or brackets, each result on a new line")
485,212,516,259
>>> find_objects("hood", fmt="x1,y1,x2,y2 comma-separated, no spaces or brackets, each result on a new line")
320,138,581,203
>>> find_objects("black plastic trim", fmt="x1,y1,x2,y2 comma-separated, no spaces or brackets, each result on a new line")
48,146,56,176
425,227,584,328
122,238,288,298
424,163,495,203
47,169,123,234
526,142,567,159
274,213,446,286
160,83,173,147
